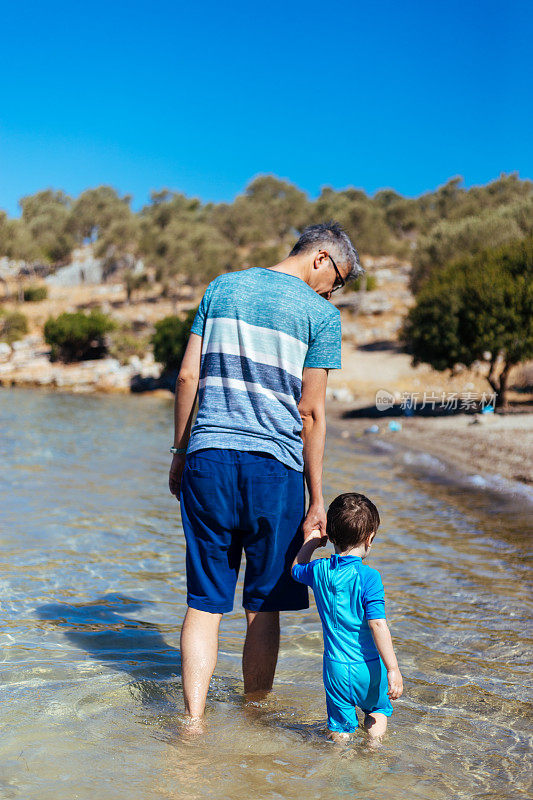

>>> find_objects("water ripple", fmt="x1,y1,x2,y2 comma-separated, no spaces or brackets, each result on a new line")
1,388,532,800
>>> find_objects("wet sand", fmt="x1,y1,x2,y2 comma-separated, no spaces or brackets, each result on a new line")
331,406,533,487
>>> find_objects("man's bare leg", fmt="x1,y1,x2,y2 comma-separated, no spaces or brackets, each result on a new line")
242,609,280,696
180,606,222,718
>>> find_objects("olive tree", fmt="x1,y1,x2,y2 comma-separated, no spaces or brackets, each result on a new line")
20,189,76,264
411,197,533,293
400,237,533,409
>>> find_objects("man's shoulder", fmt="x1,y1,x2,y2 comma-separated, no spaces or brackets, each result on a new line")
309,293,341,320
208,267,264,287
320,301,341,324
200,270,253,314
202,270,341,358
282,280,341,337
205,270,244,292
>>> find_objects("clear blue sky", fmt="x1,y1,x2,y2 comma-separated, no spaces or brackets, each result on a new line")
1,0,531,217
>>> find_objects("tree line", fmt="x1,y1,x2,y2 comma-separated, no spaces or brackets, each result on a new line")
1,172,531,294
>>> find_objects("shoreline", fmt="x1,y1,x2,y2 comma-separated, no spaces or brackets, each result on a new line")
2,383,532,495
329,403,533,491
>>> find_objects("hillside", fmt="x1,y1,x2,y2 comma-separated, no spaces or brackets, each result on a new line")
1,248,531,408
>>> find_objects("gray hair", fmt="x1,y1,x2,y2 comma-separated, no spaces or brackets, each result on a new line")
289,221,365,281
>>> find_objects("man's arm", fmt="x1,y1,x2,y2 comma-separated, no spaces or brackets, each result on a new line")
168,332,202,497
298,367,328,539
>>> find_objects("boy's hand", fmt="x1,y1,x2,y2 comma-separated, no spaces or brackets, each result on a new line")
303,502,327,540
306,528,328,547
387,668,403,700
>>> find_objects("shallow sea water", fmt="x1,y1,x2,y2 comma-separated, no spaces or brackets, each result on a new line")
0,388,532,799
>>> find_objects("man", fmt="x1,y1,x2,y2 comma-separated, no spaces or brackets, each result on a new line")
168,221,363,720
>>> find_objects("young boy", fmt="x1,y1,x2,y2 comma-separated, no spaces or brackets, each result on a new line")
291,492,403,741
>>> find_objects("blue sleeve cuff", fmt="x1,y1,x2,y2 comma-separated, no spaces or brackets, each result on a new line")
303,310,342,370
365,601,386,620
190,318,204,336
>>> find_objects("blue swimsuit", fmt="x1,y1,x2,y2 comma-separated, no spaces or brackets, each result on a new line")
292,554,393,732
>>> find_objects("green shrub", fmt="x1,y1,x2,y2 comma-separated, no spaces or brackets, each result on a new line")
108,324,149,365
44,310,115,362
23,284,48,302
346,273,378,292
0,310,29,344
151,308,197,372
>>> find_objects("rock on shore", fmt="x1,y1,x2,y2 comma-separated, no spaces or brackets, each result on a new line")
0,335,162,394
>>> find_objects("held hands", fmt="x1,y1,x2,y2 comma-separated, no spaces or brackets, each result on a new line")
387,668,403,700
302,502,327,543
292,526,328,571
306,528,328,547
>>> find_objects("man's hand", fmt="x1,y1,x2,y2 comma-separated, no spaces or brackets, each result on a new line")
169,453,187,497
302,501,327,542
387,668,403,700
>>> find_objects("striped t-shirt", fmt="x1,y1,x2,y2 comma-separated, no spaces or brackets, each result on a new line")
187,267,342,471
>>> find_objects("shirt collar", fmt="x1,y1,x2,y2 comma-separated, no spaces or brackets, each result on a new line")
331,554,362,562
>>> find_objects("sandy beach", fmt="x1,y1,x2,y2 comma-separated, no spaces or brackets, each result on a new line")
330,406,533,488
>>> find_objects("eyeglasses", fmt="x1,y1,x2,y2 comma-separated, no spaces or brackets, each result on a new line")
328,253,345,293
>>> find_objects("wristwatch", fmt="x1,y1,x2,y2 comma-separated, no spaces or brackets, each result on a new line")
170,446,187,455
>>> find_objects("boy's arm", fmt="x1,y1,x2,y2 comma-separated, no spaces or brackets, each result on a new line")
291,530,327,587
367,619,403,700
291,529,325,572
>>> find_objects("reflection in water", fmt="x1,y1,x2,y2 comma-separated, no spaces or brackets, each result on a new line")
0,389,531,800
36,594,182,713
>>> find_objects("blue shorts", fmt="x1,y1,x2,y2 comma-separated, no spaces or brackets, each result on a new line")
323,655,393,733
179,448,309,613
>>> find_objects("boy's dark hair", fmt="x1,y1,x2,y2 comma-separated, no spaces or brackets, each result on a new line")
326,493,380,551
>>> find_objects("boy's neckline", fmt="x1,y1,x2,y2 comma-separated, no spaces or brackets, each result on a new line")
332,554,362,561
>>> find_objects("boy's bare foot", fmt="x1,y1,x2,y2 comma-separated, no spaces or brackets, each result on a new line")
327,729,351,743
